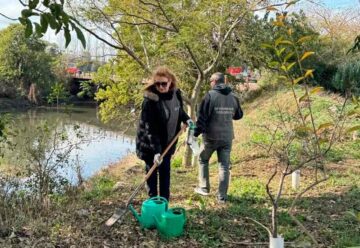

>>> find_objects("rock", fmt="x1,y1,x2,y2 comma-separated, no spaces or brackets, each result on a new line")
76,209,89,216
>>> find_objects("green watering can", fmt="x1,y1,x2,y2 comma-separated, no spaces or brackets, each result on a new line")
154,207,186,238
129,196,168,229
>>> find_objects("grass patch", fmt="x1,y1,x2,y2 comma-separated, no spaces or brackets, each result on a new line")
81,176,115,201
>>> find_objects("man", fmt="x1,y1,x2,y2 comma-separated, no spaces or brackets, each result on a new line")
193,72,243,204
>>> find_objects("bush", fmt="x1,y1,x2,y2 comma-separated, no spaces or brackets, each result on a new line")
331,59,360,95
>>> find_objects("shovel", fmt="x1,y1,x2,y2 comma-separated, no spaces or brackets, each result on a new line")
105,124,187,227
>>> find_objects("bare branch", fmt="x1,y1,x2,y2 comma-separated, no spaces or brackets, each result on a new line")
266,163,278,205
287,177,328,246
0,13,17,21
156,0,203,76
245,217,272,237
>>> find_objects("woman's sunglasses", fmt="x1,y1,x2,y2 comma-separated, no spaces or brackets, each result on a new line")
154,81,168,87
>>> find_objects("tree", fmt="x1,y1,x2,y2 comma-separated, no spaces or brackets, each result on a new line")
0,24,58,100
305,4,360,89
72,0,275,166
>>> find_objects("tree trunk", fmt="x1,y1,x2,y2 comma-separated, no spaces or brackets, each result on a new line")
27,83,38,104
272,204,278,238
182,102,196,167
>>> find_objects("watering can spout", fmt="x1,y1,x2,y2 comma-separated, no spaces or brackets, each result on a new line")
129,204,141,223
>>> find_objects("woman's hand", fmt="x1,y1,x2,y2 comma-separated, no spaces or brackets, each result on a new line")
153,153,163,165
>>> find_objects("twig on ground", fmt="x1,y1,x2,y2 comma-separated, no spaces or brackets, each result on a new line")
245,217,272,237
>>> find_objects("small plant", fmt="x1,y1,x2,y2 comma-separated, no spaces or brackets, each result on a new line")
16,122,88,208
77,81,95,99
47,82,69,108
253,10,360,247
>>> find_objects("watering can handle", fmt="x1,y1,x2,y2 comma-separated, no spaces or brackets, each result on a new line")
125,125,187,207
149,196,168,209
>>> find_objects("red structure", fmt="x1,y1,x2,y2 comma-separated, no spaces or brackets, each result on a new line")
66,67,81,74
227,67,242,76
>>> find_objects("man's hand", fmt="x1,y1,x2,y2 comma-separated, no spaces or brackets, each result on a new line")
153,153,163,165
186,119,195,127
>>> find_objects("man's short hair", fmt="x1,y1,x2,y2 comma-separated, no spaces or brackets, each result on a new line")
210,72,225,84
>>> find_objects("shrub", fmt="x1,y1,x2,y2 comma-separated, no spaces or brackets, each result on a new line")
331,59,360,95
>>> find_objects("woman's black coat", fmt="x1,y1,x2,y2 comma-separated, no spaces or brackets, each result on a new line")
136,87,190,163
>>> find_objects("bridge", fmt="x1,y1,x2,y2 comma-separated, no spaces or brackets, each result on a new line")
71,72,93,81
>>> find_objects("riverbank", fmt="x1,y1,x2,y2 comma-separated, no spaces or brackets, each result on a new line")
0,98,31,111
3,152,358,247
0,97,99,112
1,88,359,247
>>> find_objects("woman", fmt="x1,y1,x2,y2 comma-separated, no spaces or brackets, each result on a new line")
136,66,192,201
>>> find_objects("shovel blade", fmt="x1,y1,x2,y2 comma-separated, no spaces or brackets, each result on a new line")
105,208,127,227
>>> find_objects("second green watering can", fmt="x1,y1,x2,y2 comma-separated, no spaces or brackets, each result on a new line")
154,207,186,239
129,196,168,229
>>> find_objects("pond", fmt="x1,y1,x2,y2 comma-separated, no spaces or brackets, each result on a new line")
0,106,136,184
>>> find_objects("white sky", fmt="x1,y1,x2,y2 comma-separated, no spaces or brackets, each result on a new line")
1,0,357,28
0,0,357,57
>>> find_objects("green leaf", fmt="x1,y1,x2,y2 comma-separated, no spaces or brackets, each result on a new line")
55,25,62,35
261,43,273,50
347,109,360,117
21,9,33,18
318,138,329,144
295,125,312,137
279,47,286,56
40,14,48,33
293,76,304,84
269,61,279,68
346,125,360,133
29,0,39,9
273,21,284,27
64,27,71,48
318,122,333,130
287,62,296,71
352,95,359,105
62,12,70,25
300,51,315,61
46,13,58,29
53,4,62,18
24,19,33,38
18,17,27,25
34,23,43,36
284,52,294,62
279,40,293,45
304,69,314,78
74,26,86,48
43,0,50,7
275,36,283,47
297,36,312,44
310,86,323,94
299,93,308,102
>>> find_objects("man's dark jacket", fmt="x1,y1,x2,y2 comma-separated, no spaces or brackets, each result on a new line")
136,87,190,163
194,83,243,140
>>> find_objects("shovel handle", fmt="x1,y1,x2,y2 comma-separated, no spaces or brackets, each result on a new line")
125,124,187,206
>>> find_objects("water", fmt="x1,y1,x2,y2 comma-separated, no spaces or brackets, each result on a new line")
0,106,136,183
